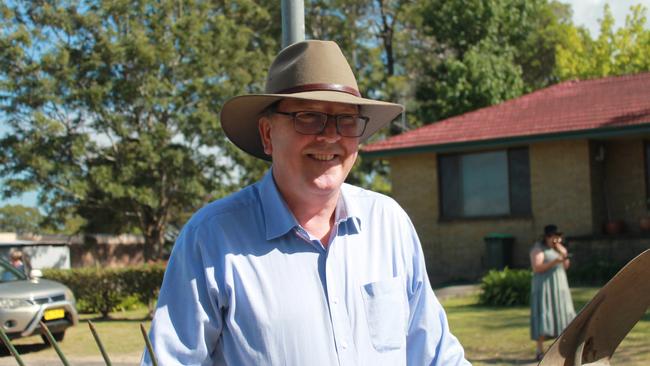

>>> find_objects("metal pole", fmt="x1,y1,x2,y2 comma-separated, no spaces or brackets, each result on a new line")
281,0,305,48
88,320,113,366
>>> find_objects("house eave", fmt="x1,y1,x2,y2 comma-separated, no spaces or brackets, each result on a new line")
361,123,650,158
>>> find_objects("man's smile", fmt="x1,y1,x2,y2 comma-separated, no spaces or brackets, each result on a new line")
308,153,337,161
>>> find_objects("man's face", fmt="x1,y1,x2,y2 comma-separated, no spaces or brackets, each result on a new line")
259,98,360,198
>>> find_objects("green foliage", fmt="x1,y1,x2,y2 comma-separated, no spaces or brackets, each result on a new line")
568,259,625,286
415,40,524,122
43,263,165,318
410,0,570,123
555,4,650,80
0,0,280,260
0,204,42,233
478,267,532,306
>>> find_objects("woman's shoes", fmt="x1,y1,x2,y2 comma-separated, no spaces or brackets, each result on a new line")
535,351,544,362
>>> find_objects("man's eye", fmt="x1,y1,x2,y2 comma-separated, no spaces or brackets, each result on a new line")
337,116,357,126
297,112,323,123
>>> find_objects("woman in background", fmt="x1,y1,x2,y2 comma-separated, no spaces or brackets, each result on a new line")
530,224,576,361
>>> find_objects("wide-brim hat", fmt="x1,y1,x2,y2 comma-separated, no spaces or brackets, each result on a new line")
220,40,404,160
544,224,562,237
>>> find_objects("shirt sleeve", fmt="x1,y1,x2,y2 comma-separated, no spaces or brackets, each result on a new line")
402,216,471,366
141,223,224,366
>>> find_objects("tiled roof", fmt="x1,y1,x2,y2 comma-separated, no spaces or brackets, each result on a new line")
363,72,650,154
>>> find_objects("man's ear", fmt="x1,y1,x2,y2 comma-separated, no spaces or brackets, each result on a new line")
258,116,273,156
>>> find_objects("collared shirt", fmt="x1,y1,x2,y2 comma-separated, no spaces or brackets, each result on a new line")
142,170,470,366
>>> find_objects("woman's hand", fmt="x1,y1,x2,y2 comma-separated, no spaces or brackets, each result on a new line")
554,241,568,257
531,248,564,273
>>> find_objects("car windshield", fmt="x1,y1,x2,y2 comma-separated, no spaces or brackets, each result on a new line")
0,258,27,282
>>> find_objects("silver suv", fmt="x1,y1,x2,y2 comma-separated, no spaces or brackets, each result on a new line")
0,257,78,342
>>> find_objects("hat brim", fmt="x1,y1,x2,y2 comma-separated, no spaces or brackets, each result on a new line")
220,91,404,160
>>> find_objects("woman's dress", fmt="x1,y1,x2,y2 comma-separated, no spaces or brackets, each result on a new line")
530,242,576,340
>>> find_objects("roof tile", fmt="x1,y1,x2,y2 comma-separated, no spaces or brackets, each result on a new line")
363,73,650,153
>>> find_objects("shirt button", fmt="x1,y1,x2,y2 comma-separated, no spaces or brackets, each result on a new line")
332,297,339,305
341,341,348,349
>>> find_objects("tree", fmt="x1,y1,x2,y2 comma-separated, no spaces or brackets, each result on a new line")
304,0,417,193
410,0,570,123
0,204,42,233
0,0,280,260
555,4,650,81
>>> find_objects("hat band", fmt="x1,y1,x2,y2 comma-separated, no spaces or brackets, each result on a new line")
275,83,361,98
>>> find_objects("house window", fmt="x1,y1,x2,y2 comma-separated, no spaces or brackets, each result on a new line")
439,148,531,218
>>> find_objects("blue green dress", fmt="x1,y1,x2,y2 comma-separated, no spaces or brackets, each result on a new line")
530,242,576,340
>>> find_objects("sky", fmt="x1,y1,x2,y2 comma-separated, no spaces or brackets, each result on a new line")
565,0,650,36
1,0,649,209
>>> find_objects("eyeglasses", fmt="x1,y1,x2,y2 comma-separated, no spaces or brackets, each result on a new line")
273,111,369,137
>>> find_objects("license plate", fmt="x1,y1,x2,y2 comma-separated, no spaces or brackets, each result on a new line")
43,308,65,321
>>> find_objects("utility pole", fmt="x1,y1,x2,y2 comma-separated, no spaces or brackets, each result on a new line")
281,0,305,48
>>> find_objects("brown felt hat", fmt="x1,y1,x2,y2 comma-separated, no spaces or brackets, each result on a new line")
220,40,404,160
540,249,650,365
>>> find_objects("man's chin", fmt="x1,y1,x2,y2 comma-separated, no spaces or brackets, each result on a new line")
308,175,345,194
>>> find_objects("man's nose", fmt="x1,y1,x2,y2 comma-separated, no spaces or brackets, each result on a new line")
317,118,341,142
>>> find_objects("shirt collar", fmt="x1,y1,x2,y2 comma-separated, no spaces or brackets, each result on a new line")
257,169,363,241
338,183,362,233
258,169,299,241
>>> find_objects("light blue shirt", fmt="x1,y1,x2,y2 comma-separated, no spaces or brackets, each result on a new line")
142,170,470,365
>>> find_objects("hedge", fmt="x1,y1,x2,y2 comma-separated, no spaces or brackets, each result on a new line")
43,263,165,318
478,267,532,306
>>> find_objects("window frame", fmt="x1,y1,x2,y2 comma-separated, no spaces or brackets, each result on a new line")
437,147,532,221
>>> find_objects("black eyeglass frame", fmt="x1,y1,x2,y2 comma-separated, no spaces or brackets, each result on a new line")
272,111,370,138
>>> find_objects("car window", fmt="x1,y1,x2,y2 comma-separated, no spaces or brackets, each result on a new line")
0,259,26,282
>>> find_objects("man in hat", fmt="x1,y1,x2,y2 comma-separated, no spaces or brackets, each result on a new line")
143,40,469,365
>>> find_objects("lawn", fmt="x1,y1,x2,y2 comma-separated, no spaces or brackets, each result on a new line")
1,309,150,365
1,288,648,365
443,287,650,365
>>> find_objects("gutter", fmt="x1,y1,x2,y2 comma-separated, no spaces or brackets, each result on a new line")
361,123,650,158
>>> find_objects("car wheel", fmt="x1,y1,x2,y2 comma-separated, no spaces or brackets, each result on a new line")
41,331,65,345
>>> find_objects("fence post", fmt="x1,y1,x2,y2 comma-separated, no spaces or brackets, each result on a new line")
39,321,70,366
88,320,112,365
0,326,26,366
140,323,158,366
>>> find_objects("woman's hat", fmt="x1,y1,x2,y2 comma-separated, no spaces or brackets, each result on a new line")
544,224,562,237
220,40,404,160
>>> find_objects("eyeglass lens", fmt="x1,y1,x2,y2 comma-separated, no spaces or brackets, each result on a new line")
293,111,367,137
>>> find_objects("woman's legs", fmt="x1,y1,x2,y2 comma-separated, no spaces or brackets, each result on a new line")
536,336,545,360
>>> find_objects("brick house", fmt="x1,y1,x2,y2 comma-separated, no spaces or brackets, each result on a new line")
362,73,650,286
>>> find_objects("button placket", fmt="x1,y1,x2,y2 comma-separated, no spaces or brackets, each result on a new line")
325,238,355,365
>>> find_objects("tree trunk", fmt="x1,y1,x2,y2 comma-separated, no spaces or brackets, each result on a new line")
143,225,165,262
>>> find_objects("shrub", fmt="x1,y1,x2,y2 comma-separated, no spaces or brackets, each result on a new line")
568,259,624,286
43,263,165,318
478,267,532,306
119,263,166,313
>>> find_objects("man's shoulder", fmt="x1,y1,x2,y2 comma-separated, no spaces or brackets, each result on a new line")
187,184,260,228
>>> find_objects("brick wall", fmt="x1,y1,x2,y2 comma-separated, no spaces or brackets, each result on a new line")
388,139,600,285
603,139,648,233
529,140,594,236
69,242,145,267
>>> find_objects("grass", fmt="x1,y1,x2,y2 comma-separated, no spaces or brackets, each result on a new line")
1,308,150,364
1,288,648,365
443,287,650,365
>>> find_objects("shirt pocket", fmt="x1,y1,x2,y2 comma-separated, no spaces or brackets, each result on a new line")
361,276,408,352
